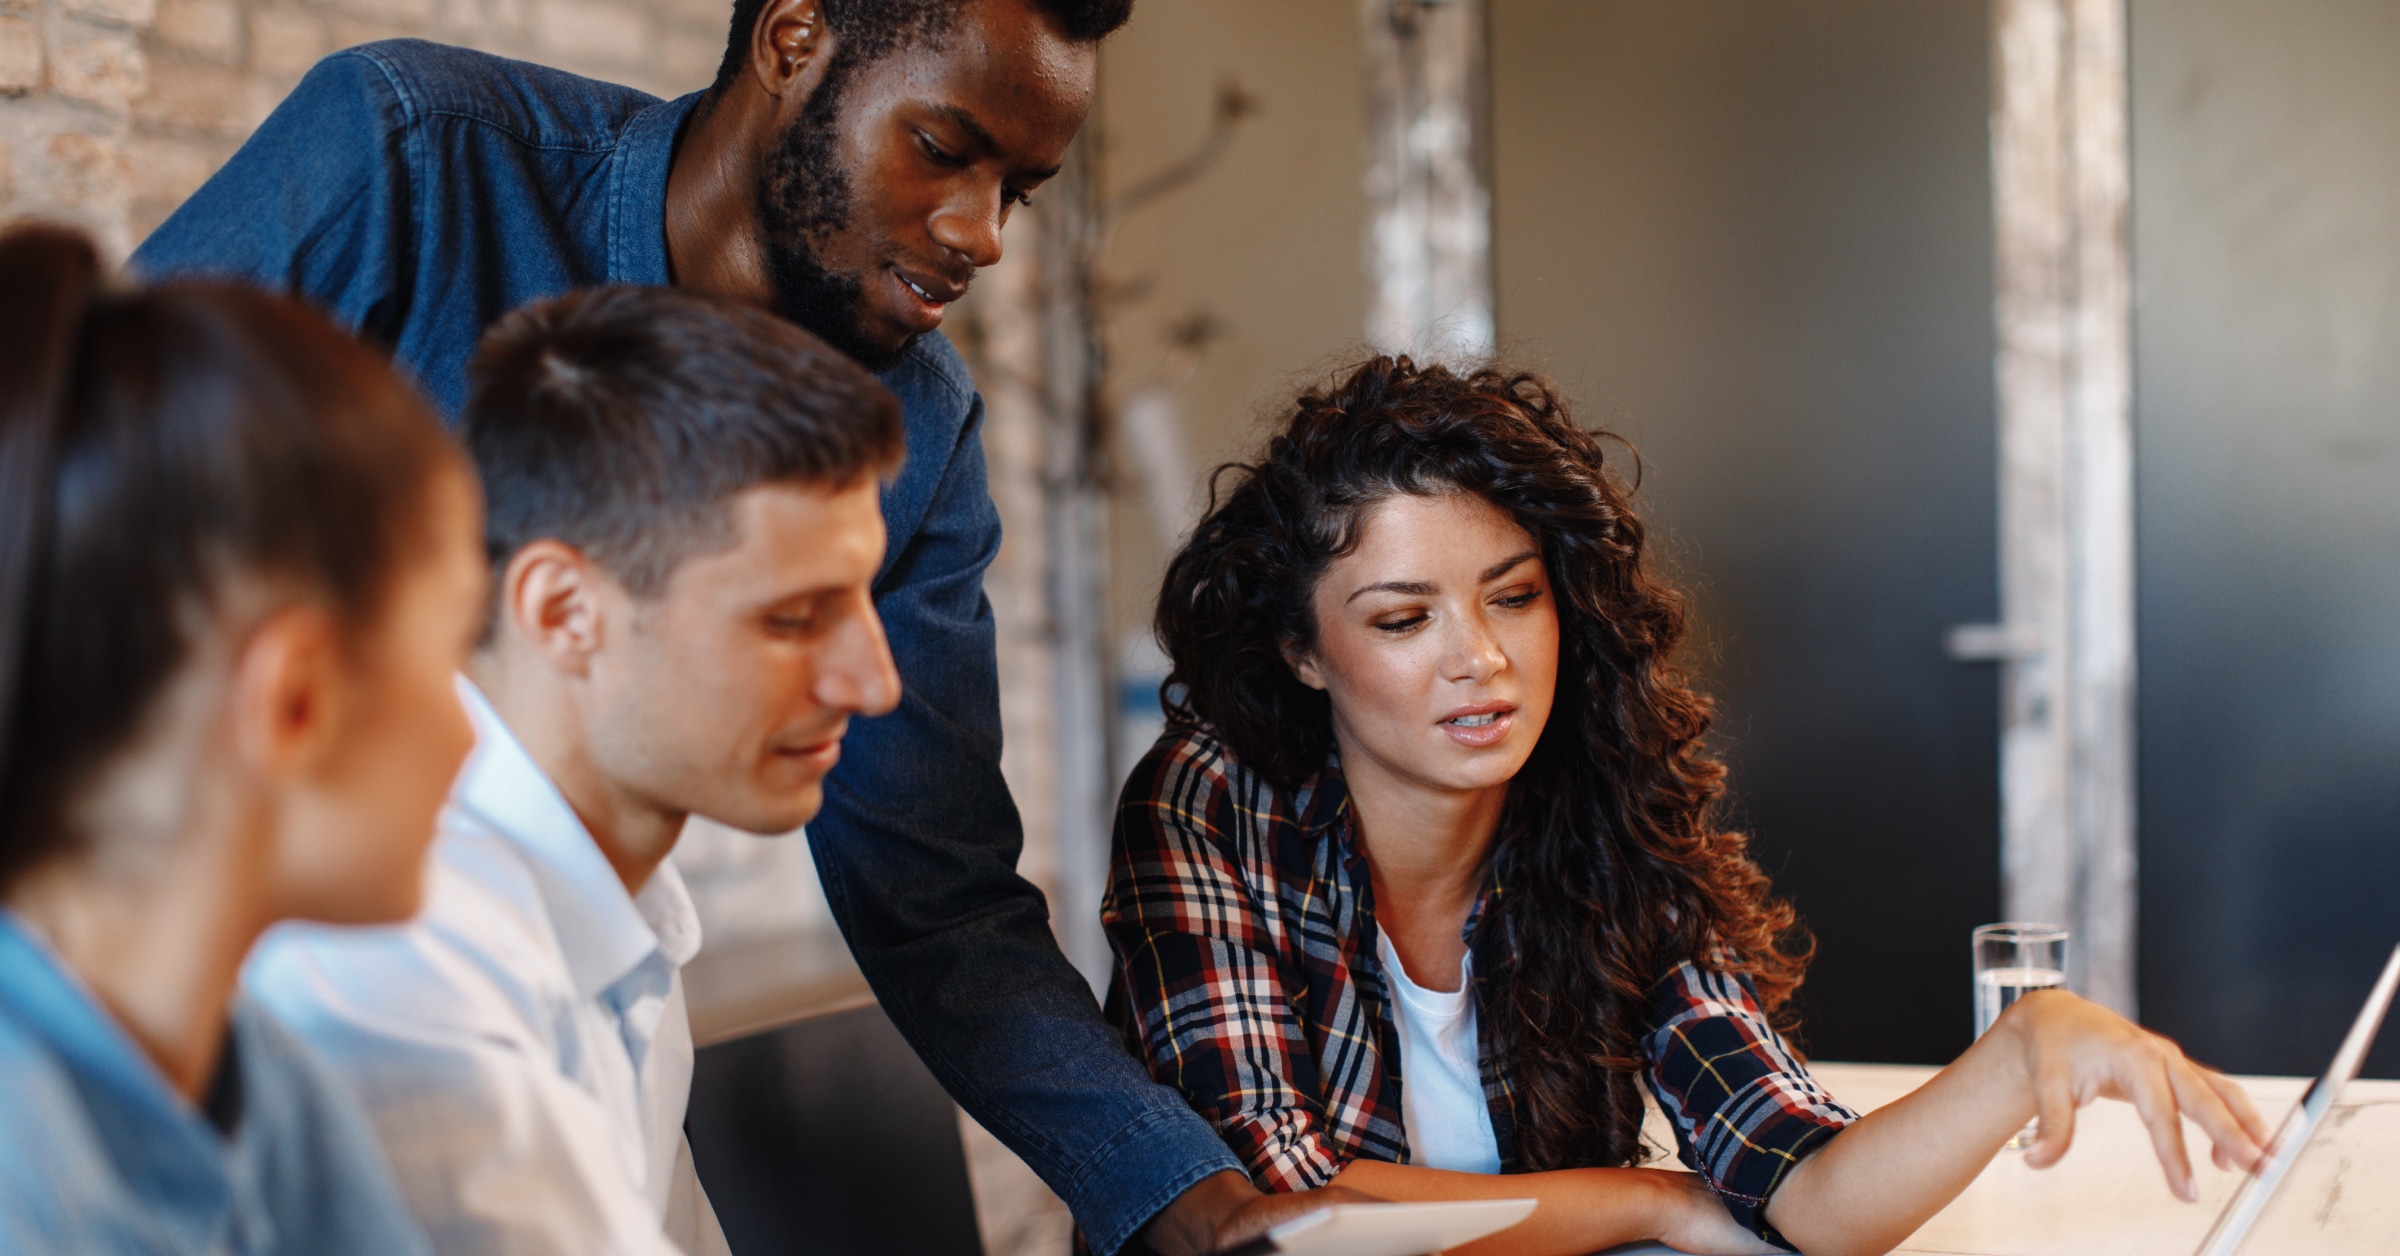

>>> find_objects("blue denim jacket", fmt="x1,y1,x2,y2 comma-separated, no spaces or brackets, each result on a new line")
131,40,1239,1253
0,912,432,1255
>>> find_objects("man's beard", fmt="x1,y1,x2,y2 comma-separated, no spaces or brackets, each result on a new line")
755,54,911,372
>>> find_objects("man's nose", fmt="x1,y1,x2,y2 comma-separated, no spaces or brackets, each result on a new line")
815,593,902,718
929,190,1005,271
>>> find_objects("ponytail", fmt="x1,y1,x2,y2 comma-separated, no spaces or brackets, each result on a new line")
0,221,458,890
0,227,102,797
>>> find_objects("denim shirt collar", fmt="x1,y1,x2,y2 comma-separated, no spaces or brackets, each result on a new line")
604,91,704,286
0,911,275,1253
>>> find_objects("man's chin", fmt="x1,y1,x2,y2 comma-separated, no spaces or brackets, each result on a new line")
691,787,823,838
766,273,913,372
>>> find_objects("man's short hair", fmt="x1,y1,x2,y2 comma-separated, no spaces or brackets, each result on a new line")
712,0,1134,95
464,285,904,598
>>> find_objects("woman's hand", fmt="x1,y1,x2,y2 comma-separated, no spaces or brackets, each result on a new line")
1996,989,2272,1200
1642,1170,1784,1256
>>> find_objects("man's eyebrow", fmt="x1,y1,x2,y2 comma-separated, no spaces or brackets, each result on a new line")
936,104,1060,180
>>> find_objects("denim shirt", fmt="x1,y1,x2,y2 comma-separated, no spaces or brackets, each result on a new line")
131,40,1239,1253
0,912,431,1256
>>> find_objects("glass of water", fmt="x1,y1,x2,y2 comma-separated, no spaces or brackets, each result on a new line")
1973,922,2067,1149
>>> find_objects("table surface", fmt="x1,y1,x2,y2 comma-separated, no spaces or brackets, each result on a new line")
679,944,2400,1254
1611,1062,2400,1256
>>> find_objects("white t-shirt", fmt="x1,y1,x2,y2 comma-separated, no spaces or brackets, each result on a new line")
1376,930,1503,1174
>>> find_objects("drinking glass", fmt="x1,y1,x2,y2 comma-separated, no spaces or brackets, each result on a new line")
1973,922,2068,1150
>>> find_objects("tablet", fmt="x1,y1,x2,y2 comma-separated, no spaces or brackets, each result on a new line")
2190,940,2400,1256
1224,1199,1539,1256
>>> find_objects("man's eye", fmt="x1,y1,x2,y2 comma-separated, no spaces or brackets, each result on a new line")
768,613,819,634
1003,187,1035,208
916,132,965,167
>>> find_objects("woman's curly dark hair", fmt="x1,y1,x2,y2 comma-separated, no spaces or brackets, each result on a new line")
1155,354,1810,1173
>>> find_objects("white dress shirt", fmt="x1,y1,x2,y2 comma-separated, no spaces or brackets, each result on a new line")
246,679,729,1256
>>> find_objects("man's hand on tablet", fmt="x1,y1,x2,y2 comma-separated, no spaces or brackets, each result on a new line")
1141,1170,1381,1256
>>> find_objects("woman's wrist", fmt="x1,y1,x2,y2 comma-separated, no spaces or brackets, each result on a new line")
1623,1167,1706,1243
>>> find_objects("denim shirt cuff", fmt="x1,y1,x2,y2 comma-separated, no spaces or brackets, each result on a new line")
1068,1104,1245,1256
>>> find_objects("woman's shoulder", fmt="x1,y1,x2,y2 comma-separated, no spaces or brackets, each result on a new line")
230,998,435,1254
1127,720,1260,803
1120,721,1326,853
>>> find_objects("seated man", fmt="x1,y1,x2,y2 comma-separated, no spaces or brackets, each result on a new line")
246,284,903,1255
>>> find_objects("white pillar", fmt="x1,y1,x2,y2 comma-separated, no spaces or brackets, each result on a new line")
1959,0,2137,1015
1361,0,1494,366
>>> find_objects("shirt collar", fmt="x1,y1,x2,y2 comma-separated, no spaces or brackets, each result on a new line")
1306,747,1502,948
605,90,705,286
448,678,700,1000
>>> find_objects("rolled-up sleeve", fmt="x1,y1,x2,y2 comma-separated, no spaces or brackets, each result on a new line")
1642,963,1857,1243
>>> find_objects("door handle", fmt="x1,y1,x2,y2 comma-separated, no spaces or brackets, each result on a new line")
1946,622,2043,662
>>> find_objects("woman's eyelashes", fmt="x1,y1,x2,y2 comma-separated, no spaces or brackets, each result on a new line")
1368,587,1544,634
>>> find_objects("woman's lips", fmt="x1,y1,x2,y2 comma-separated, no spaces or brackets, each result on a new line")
1440,706,1515,748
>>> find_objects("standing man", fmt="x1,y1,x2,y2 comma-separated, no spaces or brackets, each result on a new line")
134,2,1326,1252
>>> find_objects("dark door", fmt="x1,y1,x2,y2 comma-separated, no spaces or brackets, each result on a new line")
1489,0,2002,1063
2130,0,2400,1078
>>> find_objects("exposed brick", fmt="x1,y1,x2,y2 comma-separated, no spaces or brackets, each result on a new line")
132,54,268,135
0,13,42,95
440,0,529,44
336,0,432,26
533,0,648,68
325,16,416,52
49,20,147,113
154,0,241,61
248,5,327,77
125,130,218,206
653,0,731,32
659,24,718,92
43,130,129,212
61,0,161,29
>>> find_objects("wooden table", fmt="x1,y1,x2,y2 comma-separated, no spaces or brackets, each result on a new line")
1609,1062,2400,1255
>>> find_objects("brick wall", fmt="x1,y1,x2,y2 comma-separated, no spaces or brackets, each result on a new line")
0,0,732,257
0,11,1074,1245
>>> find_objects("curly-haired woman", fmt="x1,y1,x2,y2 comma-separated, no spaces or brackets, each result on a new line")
1103,355,2267,1256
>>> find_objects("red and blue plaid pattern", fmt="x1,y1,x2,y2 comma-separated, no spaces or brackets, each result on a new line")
1101,724,1856,1240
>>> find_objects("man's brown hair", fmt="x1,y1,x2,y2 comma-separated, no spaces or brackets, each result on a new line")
464,285,904,597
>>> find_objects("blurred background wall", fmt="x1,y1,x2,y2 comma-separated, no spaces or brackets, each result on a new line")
2129,0,2400,1077
1487,0,2003,1066
3,0,2396,1114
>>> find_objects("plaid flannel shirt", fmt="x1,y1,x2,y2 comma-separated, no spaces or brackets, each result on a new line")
1101,724,1857,1241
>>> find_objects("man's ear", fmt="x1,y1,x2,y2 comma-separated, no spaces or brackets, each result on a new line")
1282,637,1328,692
751,0,831,101
499,540,608,678
229,604,346,781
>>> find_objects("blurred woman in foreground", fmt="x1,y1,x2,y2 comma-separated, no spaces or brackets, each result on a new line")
1104,355,2268,1256
0,224,485,1254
